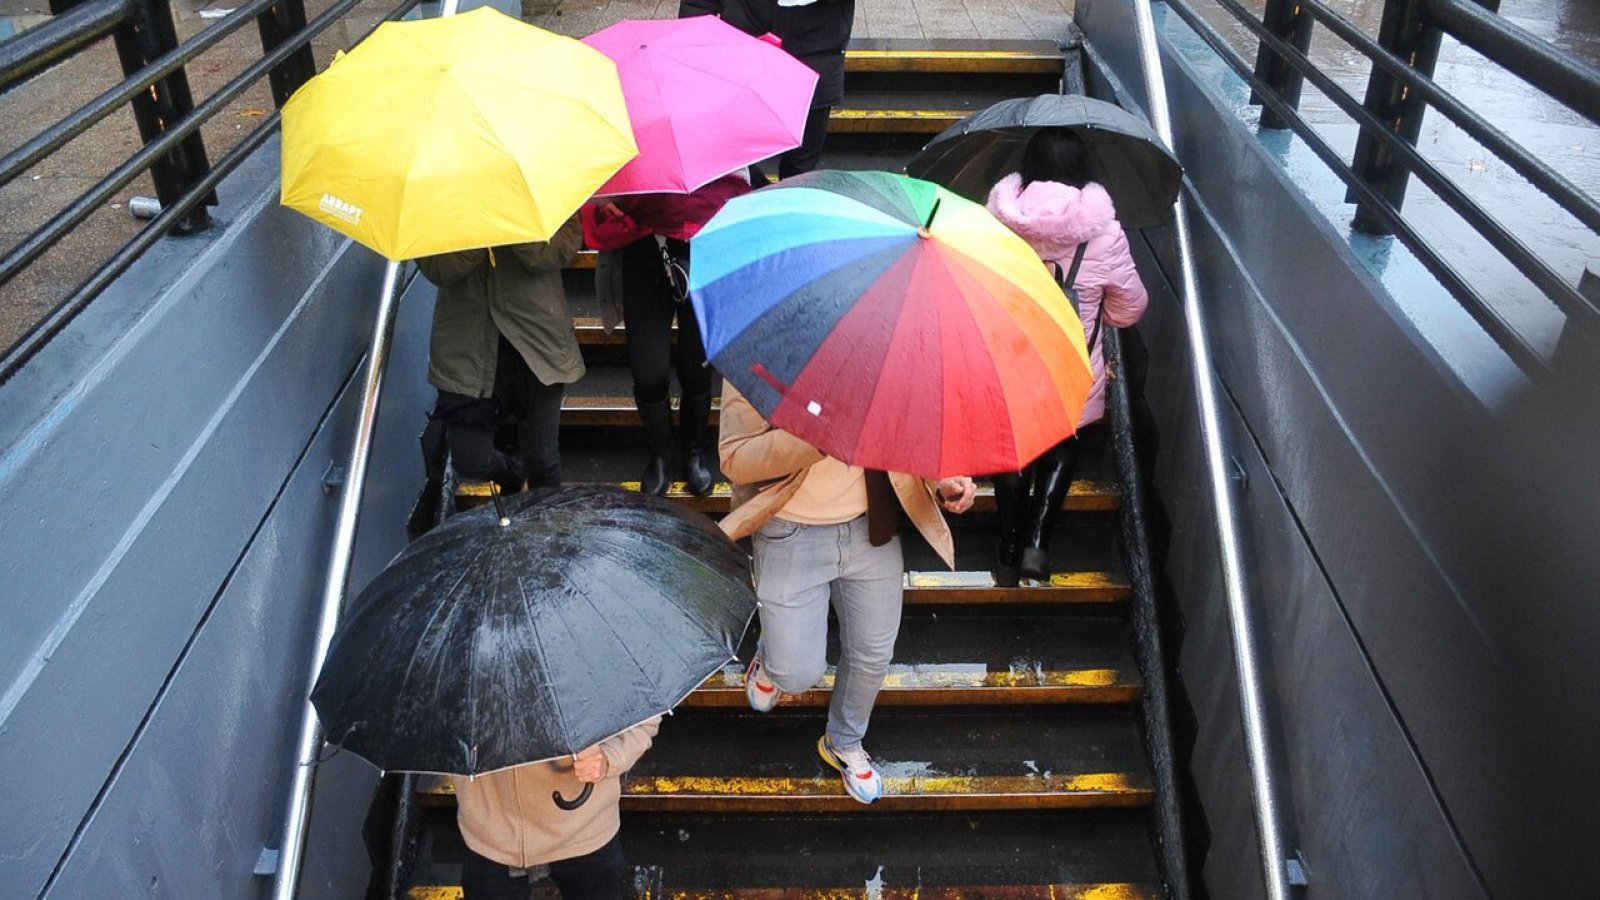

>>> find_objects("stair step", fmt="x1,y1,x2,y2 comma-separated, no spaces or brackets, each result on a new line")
419,711,1151,813
457,478,1123,516
686,614,1140,708
410,884,1160,900
411,809,1163,895
844,39,1065,76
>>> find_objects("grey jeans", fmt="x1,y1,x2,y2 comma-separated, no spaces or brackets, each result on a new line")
751,514,904,751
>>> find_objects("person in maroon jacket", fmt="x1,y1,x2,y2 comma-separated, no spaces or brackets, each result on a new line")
678,0,855,177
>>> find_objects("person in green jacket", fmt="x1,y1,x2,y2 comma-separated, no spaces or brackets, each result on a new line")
417,216,585,494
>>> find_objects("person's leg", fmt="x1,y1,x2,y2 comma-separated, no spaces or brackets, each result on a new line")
749,520,839,701
546,832,625,900
826,517,904,751
1018,433,1084,580
778,104,832,179
990,470,1026,587
460,843,533,900
517,375,565,490
434,391,523,493
673,299,715,495
622,240,678,495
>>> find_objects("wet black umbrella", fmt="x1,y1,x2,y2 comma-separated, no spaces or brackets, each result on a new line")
906,94,1182,229
310,484,755,794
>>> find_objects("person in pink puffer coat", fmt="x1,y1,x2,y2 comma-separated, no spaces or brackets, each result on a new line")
985,128,1149,586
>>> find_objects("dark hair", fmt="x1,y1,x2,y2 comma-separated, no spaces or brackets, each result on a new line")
1020,127,1090,189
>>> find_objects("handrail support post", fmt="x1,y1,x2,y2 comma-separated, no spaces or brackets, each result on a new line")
1251,0,1314,129
111,0,215,233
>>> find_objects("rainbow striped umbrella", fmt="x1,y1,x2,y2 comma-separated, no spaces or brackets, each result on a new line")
688,170,1093,479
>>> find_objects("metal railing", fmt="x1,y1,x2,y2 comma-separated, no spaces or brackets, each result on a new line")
1167,0,1600,374
0,0,422,385
1129,2,1302,896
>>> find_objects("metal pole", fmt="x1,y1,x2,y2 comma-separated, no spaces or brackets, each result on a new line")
1127,2,1297,897
269,259,405,900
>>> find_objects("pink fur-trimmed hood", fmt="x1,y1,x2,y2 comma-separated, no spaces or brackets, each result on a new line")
986,173,1119,260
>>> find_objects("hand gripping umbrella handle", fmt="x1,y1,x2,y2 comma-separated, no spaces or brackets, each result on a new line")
552,782,594,810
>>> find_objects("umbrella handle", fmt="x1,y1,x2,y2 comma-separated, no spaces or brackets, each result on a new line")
552,782,594,811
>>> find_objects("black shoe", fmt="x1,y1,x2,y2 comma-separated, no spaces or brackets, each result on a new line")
638,397,674,496
679,391,715,497
1018,546,1050,582
493,455,527,497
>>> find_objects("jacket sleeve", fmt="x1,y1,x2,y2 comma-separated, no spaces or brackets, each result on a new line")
678,0,721,17
718,382,826,484
416,250,488,286
1098,227,1149,328
598,715,662,775
505,216,584,274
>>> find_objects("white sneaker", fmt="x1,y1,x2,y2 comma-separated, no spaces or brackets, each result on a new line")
817,735,883,804
744,653,781,713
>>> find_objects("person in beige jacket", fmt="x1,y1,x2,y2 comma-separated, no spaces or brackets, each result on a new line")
718,381,974,804
450,716,661,900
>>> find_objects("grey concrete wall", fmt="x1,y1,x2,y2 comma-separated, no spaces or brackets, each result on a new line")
0,138,437,898
1078,1,1600,896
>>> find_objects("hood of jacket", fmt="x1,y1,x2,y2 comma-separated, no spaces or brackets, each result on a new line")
986,172,1119,261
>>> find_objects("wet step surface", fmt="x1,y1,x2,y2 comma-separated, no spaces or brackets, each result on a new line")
624,709,1153,813
414,809,1162,898
687,613,1141,707
421,710,1152,813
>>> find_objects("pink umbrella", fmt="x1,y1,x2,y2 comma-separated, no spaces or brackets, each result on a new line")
581,16,819,196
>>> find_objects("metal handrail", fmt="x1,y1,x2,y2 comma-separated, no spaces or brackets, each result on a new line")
1130,2,1298,897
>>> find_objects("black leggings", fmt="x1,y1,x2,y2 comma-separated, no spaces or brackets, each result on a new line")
461,832,624,900
619,237,710,405
432,336,565,489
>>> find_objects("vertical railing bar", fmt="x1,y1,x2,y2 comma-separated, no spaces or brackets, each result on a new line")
1131,1,1299,895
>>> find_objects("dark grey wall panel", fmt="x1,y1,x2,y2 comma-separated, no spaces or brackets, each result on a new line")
2,140,435,897
1076,0,1538,894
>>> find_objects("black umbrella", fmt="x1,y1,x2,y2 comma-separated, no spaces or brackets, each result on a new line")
310,484,755,797
906,94,1182,229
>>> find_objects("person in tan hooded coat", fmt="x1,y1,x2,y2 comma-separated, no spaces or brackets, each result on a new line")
718,381,974,804
449,716,660,900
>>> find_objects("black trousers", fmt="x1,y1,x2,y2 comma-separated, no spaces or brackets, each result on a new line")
461,833,624,900
619,237,711,405
432,336,565,490
778,104,832,179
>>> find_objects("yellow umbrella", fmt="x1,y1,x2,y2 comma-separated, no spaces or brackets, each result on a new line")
280,6,637,260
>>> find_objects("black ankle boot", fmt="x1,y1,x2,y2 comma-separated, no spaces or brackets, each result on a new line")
679,391,714,497
1019,454,1074,581
638,397,674,496
991,471,1025,588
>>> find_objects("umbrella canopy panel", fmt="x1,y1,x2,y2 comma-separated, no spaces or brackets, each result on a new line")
690,170,1093,479
583,16,817,196
906,94,1181,229
281,7,637,260
311,486,755,776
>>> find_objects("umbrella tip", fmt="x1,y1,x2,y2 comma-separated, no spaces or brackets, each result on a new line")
499,516,511,527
